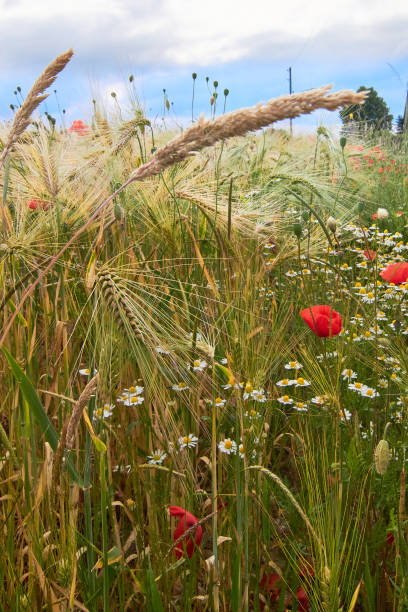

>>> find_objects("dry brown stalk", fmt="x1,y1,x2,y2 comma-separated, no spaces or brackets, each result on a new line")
52,373,99,488
0,84,366,350
0,49,73,170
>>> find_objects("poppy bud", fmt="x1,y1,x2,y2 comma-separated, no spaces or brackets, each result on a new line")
374,439,390,475
340,137,347,149
293,223,302,238
376,207,389,220
327,216,337,233
192,72,197,80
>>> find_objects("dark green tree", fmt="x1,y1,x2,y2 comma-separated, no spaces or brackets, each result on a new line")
340,86,393,132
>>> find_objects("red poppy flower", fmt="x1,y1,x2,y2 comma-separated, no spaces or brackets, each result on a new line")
380,262,408,284
260,573,281,606
363,249,377,261
24,197,50,211
294,586,310,611
69,120,89,135
169,505,202,559
387,531,395,547
300,305,342,337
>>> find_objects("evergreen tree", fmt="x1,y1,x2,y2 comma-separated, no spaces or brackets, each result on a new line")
340,86,393,132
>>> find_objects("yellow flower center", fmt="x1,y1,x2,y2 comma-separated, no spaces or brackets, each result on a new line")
297,378,305,385
129,386,136,393
215,397,223,404
178,382,186,388
283,395,290,402
225,440,232,450
183,436,190,444
355,382,362,389
282,379,288,385
193,360,200,367
366,389,373,396
290,361,296,368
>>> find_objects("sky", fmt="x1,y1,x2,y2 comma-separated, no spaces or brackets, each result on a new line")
1,0,408,131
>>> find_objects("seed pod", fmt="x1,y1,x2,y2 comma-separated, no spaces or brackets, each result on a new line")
375,439,390,475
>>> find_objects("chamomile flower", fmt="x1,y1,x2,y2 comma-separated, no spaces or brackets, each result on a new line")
78,368,97,376
155,346,170,355
284,361,303,370
218,438,237,454
252,390,267,402
276,378,296,387
277,395,293,405
245,408,261,420
348,381,365,393
341,368,357,381
191,359,207,372
147,450,167,465
172,382,189,392
295,377,310,387
122,395,144,406
311,396,326,406
94,404,114,419
214,397,226,407
294,401,308,412
360,387,379,398
178,434,198,450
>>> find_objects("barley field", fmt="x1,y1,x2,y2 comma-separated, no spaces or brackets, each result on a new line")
1,52,408,611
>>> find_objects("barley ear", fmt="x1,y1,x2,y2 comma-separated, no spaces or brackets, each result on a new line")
0,49,73,170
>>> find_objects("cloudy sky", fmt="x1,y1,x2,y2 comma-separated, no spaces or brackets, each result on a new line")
1,0,408,130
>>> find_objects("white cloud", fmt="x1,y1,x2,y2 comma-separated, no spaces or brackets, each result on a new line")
1,0,407,74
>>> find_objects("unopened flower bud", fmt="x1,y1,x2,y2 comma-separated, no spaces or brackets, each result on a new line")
327,216,337,233
375,439,390,475
376,207,389,220
293,223,302,238
340,137,347,149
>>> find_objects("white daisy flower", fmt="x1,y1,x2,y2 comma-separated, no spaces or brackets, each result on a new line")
295,377,310,387
276,378,296,387
360,387,379,398
122,395,144,406
191,359,207,372
94,404,114,419
178,434,198,450
218,438,237,454
277,395,293,405
79,368,98,376
284,361,303,370
214,397,226,407
341,368,357,381
172,382,189,392
147,450,167,465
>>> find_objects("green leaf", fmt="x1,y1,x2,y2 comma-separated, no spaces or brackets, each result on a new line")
146,559,165,612
1,346,84,487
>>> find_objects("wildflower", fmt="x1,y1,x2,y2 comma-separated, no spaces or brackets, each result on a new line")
295,377,310,387
172,382,189,392
156,346,170,354
122,394,144,406
327,216,337,232
361,387,379,398
285,269,298,278
341,368,357,381
380,262,408,284
284,360,303,370
260,573,281,605
294,401,308,412
252,390,267,402
348,381,364,393
300,305,342,337
24,197,50,211
179,434,198,450
238,442,245,458
191,359,207,372
311,396,325,406
276,378,296,387
94,404,114,419
218,438,237,454
69,119,89,135
376,207,389,220
277,395,293,405
78,368,97,376
245,408,261,420
148,449,167,465
214,397,226,407
364,249,377,261
169,506,203,559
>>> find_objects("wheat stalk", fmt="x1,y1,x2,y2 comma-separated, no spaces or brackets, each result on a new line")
97,270,143,339
0,84,366,349
0,49,73,171
132,85,367,179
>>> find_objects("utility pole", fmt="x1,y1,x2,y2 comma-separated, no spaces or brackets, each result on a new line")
288,67,293,136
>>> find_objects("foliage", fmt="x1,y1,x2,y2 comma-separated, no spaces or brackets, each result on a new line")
340,85,393,132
